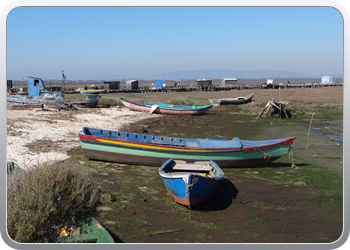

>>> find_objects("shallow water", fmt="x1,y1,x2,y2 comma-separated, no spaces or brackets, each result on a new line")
311,119,343,145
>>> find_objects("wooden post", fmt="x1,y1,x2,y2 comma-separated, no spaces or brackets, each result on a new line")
306,113,314,149
279,103,282,119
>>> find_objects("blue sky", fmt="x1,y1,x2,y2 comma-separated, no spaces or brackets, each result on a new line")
6,6,343,80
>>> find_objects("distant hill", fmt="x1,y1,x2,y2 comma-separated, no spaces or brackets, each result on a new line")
89,69,343,80
149,69,343,80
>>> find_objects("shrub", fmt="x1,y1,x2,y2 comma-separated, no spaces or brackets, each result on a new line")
98,98,120,107
7,163,101,243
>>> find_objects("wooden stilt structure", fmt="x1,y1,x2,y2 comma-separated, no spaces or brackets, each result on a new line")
257,99,290,119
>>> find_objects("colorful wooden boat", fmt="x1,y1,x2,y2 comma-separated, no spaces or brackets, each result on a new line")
209,93,254,105
69,94,101,108
55,216,114,243
80,89,108,94
120,98,213,115
159,159,224,208
79,127,296,168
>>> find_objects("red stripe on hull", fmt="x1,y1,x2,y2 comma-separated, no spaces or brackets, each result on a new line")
79,134,241,151
241,137,296,151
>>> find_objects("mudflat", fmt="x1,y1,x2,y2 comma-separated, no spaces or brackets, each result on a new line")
8,86,344,243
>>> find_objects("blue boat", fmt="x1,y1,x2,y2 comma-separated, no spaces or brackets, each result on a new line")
158,159,224,209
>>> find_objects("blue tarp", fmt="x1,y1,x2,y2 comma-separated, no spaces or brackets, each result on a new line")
155,80,167,88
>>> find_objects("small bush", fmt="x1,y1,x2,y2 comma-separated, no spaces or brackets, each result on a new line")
7,163,101,243
98,98,120,107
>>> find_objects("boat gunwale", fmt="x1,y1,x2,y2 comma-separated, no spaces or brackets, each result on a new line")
158,159,224,180
79,128,296,152
120,98,213,110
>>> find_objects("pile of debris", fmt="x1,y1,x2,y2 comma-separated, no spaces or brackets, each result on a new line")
42,102,78,112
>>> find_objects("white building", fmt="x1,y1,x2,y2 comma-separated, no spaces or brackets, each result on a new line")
321,76,332,84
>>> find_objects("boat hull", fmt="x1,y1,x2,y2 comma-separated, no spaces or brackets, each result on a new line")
79,128,296,168
80,89,107,94
55,217,114,243
73,102,98,108
159,159,224,207
120,98,212,115
210,93,254,105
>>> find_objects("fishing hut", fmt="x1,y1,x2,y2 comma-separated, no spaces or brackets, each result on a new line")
220,78,237,86
321,76,332,85
197,78,213,90
27,76,62,97
104,81,120,92
126,80,139,90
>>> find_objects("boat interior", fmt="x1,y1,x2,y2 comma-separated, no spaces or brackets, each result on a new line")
162,160,220,177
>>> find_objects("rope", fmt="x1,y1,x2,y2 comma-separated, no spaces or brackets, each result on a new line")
241,142,271,161
288,147,297,169
254,146,271,161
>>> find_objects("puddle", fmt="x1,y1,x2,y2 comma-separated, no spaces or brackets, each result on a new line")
311,119,343,145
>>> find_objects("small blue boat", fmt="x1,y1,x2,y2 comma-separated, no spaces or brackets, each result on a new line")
158,159,224,209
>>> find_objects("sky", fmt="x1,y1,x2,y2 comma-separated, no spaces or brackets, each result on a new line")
6,6,344,80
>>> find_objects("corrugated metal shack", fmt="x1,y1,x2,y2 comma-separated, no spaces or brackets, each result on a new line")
126,80,139,90
104,81,120,91
220,78,237,86
197,78,213,88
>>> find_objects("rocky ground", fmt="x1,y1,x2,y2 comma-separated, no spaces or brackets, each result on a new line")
7,107,156,169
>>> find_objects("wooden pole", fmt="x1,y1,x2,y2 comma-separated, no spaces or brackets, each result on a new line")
306,113,314,149
279,103,282,119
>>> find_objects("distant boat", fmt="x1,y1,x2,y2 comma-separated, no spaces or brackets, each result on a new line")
79,126,296,168
80,89,108,94
159,159,224,208
209,93,254,105
120,98,213,115
69,94,101,108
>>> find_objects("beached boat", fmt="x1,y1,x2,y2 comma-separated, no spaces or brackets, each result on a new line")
79,127,296,168
120,98,213,115
55,216,114,243
69,94,101,108
159,159,224,208
80,89,108,94
209,93,254,105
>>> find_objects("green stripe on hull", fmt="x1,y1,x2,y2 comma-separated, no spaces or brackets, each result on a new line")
80,140,290,162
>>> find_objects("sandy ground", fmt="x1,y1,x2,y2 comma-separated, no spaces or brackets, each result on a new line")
7,107,156,170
